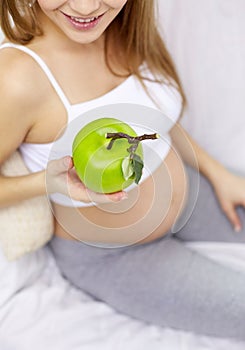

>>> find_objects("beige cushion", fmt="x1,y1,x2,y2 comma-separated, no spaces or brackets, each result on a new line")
0,150,54,261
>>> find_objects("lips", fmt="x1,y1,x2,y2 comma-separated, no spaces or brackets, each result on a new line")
61,11,104,30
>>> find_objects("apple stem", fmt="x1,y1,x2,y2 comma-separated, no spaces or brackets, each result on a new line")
106,132,159,150
106,132,159,184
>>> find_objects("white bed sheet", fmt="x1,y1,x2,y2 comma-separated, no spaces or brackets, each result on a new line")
0,242,245,350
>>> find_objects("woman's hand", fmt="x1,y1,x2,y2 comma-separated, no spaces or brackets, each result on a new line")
211,168,245,232
46,156,127,204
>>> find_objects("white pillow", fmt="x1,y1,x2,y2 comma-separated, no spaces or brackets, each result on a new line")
0,150,54,261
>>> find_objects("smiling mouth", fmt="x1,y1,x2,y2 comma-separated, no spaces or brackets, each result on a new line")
62,12,103,23
70,15,99,23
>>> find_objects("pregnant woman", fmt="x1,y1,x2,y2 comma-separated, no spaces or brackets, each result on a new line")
0,0,245,340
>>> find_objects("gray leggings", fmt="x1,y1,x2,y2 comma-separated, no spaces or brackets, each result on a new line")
49,167,245,340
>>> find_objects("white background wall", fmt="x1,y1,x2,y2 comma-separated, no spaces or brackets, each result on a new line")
157,0,245,173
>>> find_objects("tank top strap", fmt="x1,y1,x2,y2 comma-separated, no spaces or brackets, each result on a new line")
0,43,71,113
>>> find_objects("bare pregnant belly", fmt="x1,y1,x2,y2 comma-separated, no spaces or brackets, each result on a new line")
53,148,188,246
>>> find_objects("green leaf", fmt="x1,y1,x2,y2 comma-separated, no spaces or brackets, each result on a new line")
121,156,134,180
132,154,144,184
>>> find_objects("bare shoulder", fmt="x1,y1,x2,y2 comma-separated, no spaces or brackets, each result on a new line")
0,47,46,162
0,47,47,108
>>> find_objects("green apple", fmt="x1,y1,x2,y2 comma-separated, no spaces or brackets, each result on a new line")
72,118,144,194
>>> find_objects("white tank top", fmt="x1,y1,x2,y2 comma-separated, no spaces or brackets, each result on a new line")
0,43,182,207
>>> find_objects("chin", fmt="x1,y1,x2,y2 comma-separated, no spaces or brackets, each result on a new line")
64,28,105,45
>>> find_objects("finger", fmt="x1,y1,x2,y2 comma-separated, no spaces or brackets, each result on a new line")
105,191,128,202
48,156,73,175
85,189,128,204
223,204,242,232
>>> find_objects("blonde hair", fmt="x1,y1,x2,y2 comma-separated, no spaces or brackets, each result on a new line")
0,0,42,43
0,0,186,109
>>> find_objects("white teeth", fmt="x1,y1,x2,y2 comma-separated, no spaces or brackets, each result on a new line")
70,16,98,23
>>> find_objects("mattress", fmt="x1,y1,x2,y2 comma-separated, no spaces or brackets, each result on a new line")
0,242,245,350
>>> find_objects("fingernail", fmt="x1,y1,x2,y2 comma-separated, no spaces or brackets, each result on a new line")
235,226,241,232
120,192,128,200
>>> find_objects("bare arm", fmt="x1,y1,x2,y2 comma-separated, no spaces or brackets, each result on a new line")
0,51,126,208
0,51,47,207
170,123,245,231
170,123,225,180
